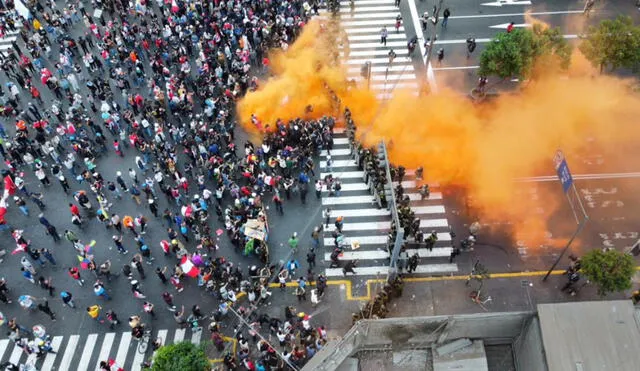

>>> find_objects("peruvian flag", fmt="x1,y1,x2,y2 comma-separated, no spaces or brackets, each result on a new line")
180,256,200,278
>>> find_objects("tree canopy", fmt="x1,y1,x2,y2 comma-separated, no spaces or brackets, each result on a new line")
149,341,210,371
580,248,636,296
579,16,640,73
478,24,572,79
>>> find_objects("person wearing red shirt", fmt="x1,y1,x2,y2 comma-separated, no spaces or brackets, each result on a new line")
506,22,515,33
69,203,80,216
30,85,43,103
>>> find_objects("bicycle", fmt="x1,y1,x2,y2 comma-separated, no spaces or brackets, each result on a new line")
136,328,152,354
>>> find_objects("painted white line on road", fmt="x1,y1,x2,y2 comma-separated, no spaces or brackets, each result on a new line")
333,138,349,145
191,328,203,345
341,12,402,19
321,148,351,156
324,247,452,261
348,33,406,41
406,0,431,91
77,333,98,371
325,263,458,276
372,81,419,90
8,343,22,364
323,232,452,246
433,65,480,71
325,218,449,232
41,336,63,371
340,5,399,12
340,0,394,5
490,22,530,29
157,329,168,346
345,26,405,34
482,0,531,6
342,19,402,27
412,205,446,215
329,208,391,217
450,10,584,19
322,194,374,205
0,339,10,362
131,336,148,371
95,333,116,371
323,183,369,192
173,328,186,342
434,35,578,45
345,57,404,64
59,335,79,371
342,40,408,49
349,64,415,73
321,171,363,179
516,172,640,182
115,332,132,367
321,159,357,168
342,49,409,57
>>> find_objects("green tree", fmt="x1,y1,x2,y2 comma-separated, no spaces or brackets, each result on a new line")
580,249,636,296
478,25,572,79
150,342,210,371
579,16,640,73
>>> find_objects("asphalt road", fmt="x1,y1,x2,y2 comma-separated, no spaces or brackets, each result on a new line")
404,0,640,92
0,2,332,369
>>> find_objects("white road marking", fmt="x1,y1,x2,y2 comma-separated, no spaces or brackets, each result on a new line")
173,328,186,342
95,333,116,371
115,332,132,367
59,335,79,371
324,218,449,232
449,10,583,19
323,232,452,246
516,172,640,182
432,65,480,71
434,35,578,45
41,336,63,371
77,333,99,371
324,247,452,260
325,263,458,276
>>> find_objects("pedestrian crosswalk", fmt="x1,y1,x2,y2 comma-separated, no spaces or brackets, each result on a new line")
0,327,206,371
0,30,19,54
339,0,419,100
321,129,458,277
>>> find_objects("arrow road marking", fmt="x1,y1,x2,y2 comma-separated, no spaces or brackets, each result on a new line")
489,23,531,29
482,0,532,6
433,34,577,45
450,10,583,20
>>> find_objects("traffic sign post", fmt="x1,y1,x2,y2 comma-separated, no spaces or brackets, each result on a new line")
543,150,589,281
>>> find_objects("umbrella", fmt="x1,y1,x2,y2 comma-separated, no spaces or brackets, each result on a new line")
78,255,91,269
192,254,204,266
19,295,34,309
32,325,46,338
180,256,199,278
0,311,4,326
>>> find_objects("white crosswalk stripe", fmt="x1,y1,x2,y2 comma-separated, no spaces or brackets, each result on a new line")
321,131,457,277
0,328,207,371
338,0,418,100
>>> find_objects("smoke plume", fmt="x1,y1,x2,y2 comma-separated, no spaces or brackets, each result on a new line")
237,19,640,248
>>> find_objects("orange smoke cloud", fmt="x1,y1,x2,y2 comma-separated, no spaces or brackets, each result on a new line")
237,19,640,247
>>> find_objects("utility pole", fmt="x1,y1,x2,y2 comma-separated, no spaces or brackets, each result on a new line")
361,61,372,90
424,0,444,72
227,305,300,371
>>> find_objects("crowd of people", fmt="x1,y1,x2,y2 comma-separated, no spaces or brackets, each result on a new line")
0,0,338,369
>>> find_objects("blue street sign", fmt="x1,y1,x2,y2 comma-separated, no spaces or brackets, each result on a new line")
556,159,573,193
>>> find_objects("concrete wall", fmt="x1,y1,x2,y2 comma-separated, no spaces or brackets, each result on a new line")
304,312,536,371
513,317,548,371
